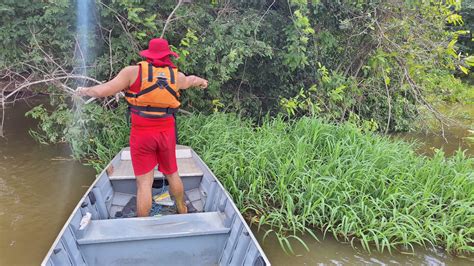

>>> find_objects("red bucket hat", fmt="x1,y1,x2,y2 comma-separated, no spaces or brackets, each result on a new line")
139,38,179,59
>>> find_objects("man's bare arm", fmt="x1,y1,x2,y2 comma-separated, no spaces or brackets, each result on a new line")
77,66,137,97
177,72,208,90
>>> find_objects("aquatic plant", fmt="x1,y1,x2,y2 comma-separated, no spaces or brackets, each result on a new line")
178,114,474,255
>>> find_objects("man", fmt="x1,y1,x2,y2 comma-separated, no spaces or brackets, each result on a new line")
77,38,208,216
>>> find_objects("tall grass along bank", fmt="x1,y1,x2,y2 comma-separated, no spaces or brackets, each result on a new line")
178,114,473,255
28,106,473,254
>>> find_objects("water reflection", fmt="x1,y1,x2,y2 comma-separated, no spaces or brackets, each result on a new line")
394,104,473,157
394,126,473,157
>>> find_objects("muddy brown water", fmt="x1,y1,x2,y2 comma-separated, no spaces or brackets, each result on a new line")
0,99,472,265
392,104,473,157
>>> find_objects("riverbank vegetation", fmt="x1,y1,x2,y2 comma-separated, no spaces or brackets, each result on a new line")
26,104,474,254
2,0,473,133
182,115,473,255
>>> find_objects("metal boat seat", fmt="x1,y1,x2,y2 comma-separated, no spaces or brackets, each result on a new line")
108,146,204,180
77,212,229,245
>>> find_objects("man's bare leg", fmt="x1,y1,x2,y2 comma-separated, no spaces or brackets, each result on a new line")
136,169,154,217
165,171,187,214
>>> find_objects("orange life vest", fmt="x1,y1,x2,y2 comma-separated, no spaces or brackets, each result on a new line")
125,61,180,118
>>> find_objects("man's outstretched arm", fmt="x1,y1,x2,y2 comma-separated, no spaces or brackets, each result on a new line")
177,72,208,90
76,66,136,97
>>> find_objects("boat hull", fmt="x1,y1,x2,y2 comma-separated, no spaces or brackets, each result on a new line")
41,146,270,266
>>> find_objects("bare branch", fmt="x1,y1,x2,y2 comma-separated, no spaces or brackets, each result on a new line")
178,109,193,115
254,0,276,41
108,28,114,79
3,75,101,101
114,15,141,53
161,0,184,38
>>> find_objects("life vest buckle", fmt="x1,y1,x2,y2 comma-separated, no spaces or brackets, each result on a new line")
156,79,168,90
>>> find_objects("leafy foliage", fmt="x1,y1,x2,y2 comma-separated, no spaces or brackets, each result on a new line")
2,0,473,132
26,101,129,171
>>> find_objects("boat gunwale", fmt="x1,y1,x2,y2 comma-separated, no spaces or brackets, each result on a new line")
40,151,119,266
191,149,271,265
41,147,271,266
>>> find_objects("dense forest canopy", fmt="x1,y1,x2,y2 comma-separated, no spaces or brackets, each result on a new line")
1,0,473,132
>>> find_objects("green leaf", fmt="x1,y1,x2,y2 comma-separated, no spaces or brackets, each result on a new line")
459,65,469,75
465,56,474,67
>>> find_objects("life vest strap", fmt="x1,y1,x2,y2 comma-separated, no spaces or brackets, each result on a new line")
129,108,173,118
168,66,175,84
148,63,153,82
124,92,137,98
161,80,179,100
125,79,178,101
127,103,179,114
136,82,161,97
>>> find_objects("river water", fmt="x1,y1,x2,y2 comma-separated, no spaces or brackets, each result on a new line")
0,99,472,265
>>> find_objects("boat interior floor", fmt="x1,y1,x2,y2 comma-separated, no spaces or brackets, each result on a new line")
110,186,206,218
103,146,208,220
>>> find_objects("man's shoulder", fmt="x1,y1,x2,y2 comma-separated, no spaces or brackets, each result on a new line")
121,65,139,78
123,65,139,71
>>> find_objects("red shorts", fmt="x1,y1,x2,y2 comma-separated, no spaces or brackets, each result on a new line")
129,126,178,176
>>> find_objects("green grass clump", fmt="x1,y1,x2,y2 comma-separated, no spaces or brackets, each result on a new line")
178,113,474,254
